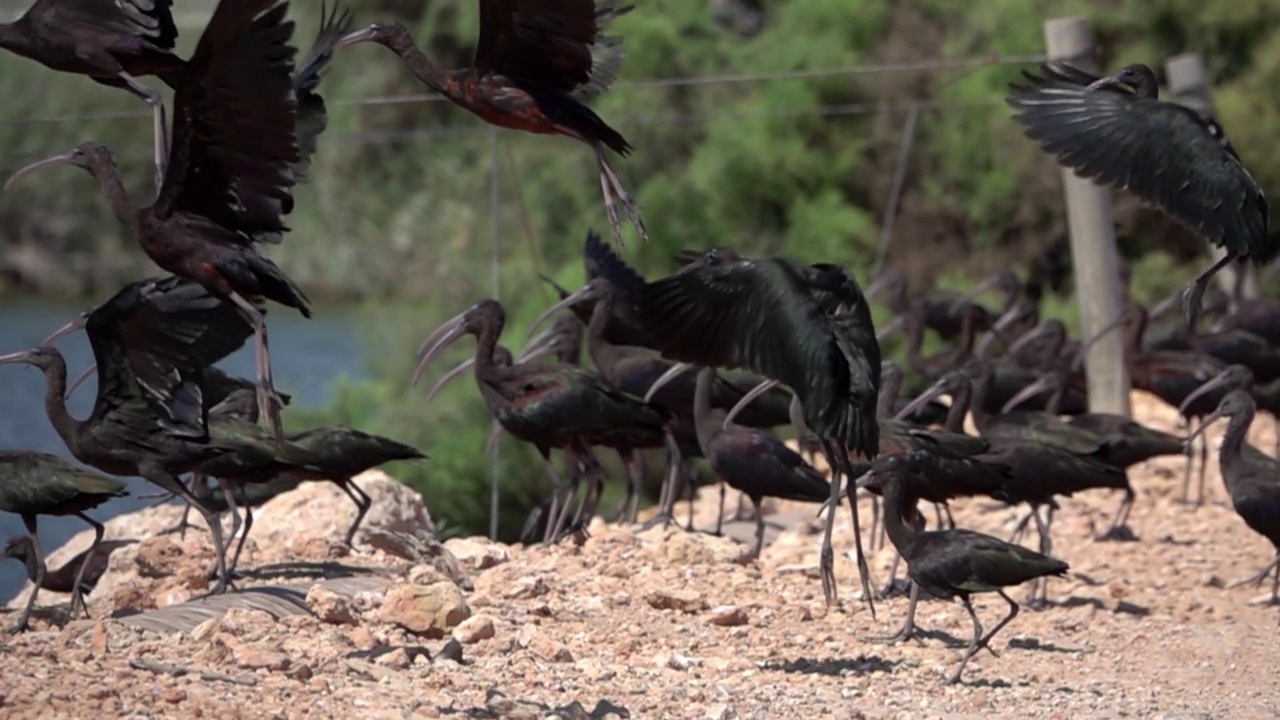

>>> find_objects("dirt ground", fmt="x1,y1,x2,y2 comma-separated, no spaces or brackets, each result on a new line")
2,391,1278,719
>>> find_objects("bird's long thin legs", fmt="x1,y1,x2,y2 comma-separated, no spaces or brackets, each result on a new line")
69,512,105,619
225,483,256,576
817,438,842,607
593,143,649,247
642,433,683,530
1195,432,1210,507
204,478,244,580
1180,428,1199,505
867,580,921,645
11,516,43,633
949,591,1020,684
821,438,875,618
1097,488,1137,542
948,596,985,684
1234,553,1280,605
1027,506,1054,608
749,496,765,558
1183,253,1235,332
116,71,168,196
226,292,284,442
715,482,727,536
539,451,567,545
336,478,372,547
868,495,882,552
149,467,231,597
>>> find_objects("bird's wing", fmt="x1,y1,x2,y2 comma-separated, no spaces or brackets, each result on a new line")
474,0,630,97
289,2,352,192
30,0,178,52
584,230,647,298
152,0,299,244
638,258,875,453
1008,63,1270,262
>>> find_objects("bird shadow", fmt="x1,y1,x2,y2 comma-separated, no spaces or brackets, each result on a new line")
235,561,384,581
436,688,631,719
1007,637,1091,654
758,654,896,676
1157,534,1198,547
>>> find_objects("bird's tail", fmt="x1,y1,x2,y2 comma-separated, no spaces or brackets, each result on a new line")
248,253,312,318
573,1,635,99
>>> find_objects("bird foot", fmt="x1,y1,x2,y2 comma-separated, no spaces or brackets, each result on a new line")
637,512,675,532
1246,593,1280,607
863,626,921,646
876,578,913,600
1022,595,1050,612
820,546,839,608
7,619,28,635
1095,525,1139,543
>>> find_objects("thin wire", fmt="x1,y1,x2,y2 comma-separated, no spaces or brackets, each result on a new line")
488,127,501,541
873,102,921,278
0,53,1044,127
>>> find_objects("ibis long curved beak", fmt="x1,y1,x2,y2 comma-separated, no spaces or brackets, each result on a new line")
424,356,476,406
644,361,694,403
64,363,96,401
337,26,379,48
722,377,781,430
411,312,472,387
517,326,560,363
0,349,35,366
875,313,909,341
948,273,1001,314
1183,404,1228,451
1003,322,1052,359
4,153,77,191
42,313,90,346
1177,366,1250,417
527,280,606,338
894,376,952,422
1000,375,1055,414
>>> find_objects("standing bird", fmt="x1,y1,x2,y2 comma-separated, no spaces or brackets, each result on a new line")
1185,391,1280,606
3,536,135,608
644,363,830,556
1008,62,1272,331
0,452,128,632
636,249,881,613
0,0,183,189
859,451,1069,684
3,0,307,439
337,1,646,247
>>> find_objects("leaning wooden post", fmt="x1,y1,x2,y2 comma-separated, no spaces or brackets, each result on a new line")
1045,18,1132,417
1165,52,1259,302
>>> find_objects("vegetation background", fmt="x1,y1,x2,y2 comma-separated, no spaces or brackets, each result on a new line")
0,0,1277,539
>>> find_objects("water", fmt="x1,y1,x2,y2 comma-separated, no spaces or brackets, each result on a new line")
0,300,369,603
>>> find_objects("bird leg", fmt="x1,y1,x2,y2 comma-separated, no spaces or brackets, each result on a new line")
937,502,956,530
1182,253,1235,333
1233,554,1280,606
715,482,727,536
948,591,1020,685
546,459,583,545
1195,431,1210,508
539,452,567,545
11,516,43,633
642,433,683,530
69,512,106,620
867,495,882,553
116,71,168,196
877,551,912,600
1026,506,1054,609
1008,508,1034,546
1179,428,1199,505
205,478,244,581
1096,488,1137,542
146,465,231,598
750,496,765,559
226,292,285,443
822,438,876,618
335,478,373,547
225,483,256,577
594,143,649,247
866,581,926,645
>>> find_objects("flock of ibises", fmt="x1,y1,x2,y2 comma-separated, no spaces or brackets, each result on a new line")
0,0,1276,687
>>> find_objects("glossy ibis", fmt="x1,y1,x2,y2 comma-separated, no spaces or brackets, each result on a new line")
1185,390,1280,606
2,536,134,609
40,275,258,438
4,0,306,439
636,250,881,612
865,267,993,343
338,3,646,247
414,299,671,544
0,451,127,632
645,363,829,556
878,301,982,380
1008,62,1272,331
860,451,1069,684
0,0,182,189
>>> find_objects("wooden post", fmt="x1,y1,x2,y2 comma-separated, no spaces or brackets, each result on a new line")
1044,18,1132,417
1165,52,1258,302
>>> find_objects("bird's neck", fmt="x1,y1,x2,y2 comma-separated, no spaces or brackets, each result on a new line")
967,374,994,432
381,26,452,96
878,478,922,555
692,367,718,450
1219,409,1254,462
40,357,82,449
86,159,143,236
585,295,628,375
471,318,504,380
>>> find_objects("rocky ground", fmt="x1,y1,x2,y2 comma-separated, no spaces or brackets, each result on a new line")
2,391,1279,719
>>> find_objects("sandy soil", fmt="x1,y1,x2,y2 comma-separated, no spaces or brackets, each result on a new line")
1,391,1278,719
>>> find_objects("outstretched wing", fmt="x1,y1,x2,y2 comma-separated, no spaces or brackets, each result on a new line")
31,0,179,52
290,2,352,190
153,0,299,244
1008,62,1270,263
474,0,632,97
637,257,877,455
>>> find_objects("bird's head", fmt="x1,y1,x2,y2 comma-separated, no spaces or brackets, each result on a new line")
1177,364,1255,417
338,21,409,49
1184,389,1256,451
1,535,31,562
411,300,505,387
1086,64,1158,96
0,346,64,373
526,278,612,340
4,142,110,191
